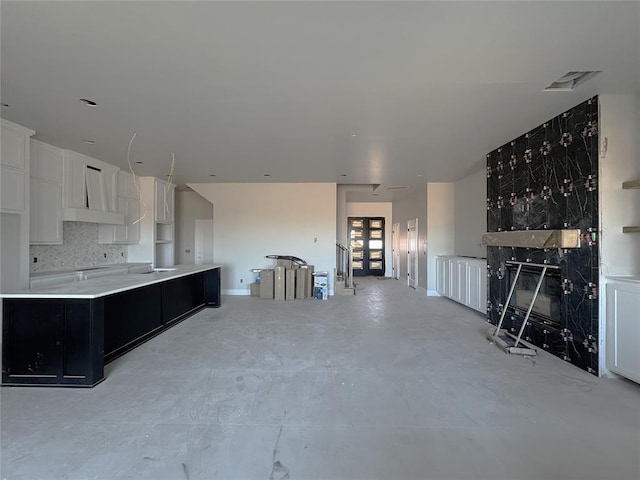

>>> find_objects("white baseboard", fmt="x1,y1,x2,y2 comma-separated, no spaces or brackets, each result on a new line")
427,290,440,297
222,289,250,296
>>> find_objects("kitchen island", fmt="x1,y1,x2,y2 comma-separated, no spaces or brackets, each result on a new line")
1,265,221,387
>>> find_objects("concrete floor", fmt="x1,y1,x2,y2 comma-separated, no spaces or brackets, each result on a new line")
1,277,639,480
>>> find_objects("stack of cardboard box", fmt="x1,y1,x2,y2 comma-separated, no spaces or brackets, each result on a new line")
253,259,315,300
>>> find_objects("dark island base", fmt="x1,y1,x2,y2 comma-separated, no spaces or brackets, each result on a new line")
2,267,220,387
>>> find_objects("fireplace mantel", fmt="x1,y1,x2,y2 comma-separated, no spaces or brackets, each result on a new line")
481,229,581,249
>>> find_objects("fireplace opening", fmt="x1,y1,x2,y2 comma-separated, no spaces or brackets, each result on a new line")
507,263,562,328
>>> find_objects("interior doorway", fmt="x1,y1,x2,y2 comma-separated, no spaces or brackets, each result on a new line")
194,219,214,265
392,222,400,280
349,217,385,277
407,218,418,288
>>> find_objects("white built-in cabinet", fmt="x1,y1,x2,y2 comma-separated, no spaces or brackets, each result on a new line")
98,171,140,244
436,256,487,314
606,277,640,384
30,140,63,244
1,119,35,291
127,177,175,268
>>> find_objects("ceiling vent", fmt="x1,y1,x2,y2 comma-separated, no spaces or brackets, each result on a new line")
544,71,601,91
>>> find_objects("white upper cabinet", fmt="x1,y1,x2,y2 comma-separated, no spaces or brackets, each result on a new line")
98,170,140,244
30,140,63,244
1,120,34,212
154,178,175,224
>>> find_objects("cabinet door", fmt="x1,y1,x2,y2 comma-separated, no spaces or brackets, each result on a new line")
455,259,468,304
467,262,481,311
63,153,87,208
154,179,175,223
607,282,640,383
0,167,25,211
3,301,63,380
436,257,450,297
127,197,140,243
1,127,25,169
112,197,129,243
154,180,166,222
31,140,62,182
30,178,62,244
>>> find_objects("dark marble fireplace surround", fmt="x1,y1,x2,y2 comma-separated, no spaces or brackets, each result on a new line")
487,97,599,375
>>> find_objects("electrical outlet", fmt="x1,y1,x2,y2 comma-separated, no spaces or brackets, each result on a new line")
240,278,243,283
121,252,124,257
33,257,38,263
103,253,107,258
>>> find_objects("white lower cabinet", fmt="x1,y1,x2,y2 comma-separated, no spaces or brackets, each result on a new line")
436,256,487,314
606,277,640,384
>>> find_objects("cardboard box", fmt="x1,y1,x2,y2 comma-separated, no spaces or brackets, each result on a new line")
276,259,295,269
295,268,307,299
259,270,274,299
274,266,286,301
250,283,260,297
305,265,315,298
285,269,296,300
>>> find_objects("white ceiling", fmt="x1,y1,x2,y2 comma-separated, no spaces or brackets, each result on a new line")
2,1,639,201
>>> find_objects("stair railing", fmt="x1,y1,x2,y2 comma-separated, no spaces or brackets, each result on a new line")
336,241,354,289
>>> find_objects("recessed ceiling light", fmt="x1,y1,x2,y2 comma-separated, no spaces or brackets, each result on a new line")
372,193,379,196
81,139,95,144
417,174,424,177
387,186,409,190
340,174,347,177
264,174,271,177
135,161,143,164
544,71,601,91
351,133,357,137
79,98,98,107
1,102,9,108
209,174,216,177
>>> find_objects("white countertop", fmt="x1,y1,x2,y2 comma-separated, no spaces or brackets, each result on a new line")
2,265,222,299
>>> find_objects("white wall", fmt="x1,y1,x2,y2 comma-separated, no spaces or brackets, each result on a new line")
426,183,455,295
346,202,393,277
455,169,487,259
188,183,337,295
392,186,427,291
175,190,213,265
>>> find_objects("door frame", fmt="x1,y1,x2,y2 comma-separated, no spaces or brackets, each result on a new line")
392,222,400,280
407,218,418,288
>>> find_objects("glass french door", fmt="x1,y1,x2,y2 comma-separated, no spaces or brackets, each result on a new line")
349,217,385,277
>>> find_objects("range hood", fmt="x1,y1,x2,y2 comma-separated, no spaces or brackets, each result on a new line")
62,208,124,225
482,229,581,249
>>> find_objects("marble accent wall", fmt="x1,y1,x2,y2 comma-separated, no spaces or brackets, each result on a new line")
30,222,127,273
486,97,599,375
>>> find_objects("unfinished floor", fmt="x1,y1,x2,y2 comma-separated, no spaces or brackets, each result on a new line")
1,277,639,480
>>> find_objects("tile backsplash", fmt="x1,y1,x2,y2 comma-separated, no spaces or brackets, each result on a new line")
30,222,127,273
